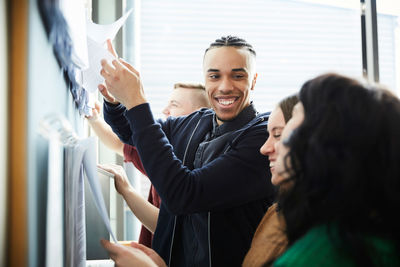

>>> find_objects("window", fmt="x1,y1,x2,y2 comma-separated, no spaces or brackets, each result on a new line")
377,1,400,94
134,0,363,116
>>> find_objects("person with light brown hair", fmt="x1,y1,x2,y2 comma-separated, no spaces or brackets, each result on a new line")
87,81,210,248
162,82,210,117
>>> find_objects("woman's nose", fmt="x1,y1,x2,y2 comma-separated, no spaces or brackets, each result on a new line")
260,137,275,156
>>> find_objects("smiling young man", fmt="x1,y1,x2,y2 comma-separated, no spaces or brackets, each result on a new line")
100,36,274,267
203,43,257,124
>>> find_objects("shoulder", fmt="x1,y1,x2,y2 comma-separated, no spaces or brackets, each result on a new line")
162,108,213,130
252,203,287,246
244,204,287,267
275,225,400,266
230,112,270,147
242,111,271,132
274,225,347,267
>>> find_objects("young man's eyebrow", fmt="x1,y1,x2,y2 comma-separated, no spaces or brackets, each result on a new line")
232,68,247,72
207,68,247,72
207,69,220,72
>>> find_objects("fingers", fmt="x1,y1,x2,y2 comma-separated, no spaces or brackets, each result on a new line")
98,164,120,175
98,164,125,179
107,39,118,58
101,59,116,77
98,163,120,170
98,84,118,104
131,242,153,255
94,101,101,113
102,239,159,267
100,59,124,102
99,55,146,110
101,239,121,255
119,58,140,76
91,108,99,119
130,242,167,267
101,239,128,264
112,59,124,71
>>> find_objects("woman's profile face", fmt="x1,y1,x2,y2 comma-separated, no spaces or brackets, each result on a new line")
274,102,305,183
260,107,286,185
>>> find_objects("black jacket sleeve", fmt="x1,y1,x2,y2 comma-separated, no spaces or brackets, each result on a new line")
126,103,273,215
103,101,134,145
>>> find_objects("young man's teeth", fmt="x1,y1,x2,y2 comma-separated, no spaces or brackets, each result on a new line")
218,99,235,105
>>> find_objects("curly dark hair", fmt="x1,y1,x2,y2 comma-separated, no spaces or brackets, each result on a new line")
279,73,400,266
204,35,256,56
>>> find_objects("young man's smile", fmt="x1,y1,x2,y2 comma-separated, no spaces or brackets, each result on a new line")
203,46,257,124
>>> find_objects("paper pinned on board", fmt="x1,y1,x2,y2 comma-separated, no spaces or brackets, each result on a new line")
82,9,133,93
60,0,89,69
45,132,64,267
82,37,115,94
87,9,133,44
81,138,118,243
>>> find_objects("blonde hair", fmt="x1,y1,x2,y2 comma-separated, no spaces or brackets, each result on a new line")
173,82,210,108
173,82,205,90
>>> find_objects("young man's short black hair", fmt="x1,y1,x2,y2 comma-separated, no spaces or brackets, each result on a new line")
205,35,256,56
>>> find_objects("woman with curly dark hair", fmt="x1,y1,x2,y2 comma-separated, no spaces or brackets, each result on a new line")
273,73,400,266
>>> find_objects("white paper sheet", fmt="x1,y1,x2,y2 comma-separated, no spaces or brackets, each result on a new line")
81,138,117,243
65,137,118,266
65,142,87,267
82,9,133,92
82,37,116,93
45,132,64,267
60,0,89,69
86,9,133,44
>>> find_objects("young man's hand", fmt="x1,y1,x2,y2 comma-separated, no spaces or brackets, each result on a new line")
99,39,147,109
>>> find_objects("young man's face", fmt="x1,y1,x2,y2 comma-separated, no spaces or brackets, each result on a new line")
203,46,257,125
162,88,201,118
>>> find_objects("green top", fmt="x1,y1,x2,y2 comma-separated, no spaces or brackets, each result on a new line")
273,224,399,267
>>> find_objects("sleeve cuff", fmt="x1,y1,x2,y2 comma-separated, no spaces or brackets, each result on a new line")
103,101,125,114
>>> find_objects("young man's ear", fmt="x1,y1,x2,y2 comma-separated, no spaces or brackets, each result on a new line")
251,73,258,91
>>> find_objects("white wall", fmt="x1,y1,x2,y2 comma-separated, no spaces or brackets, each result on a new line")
0,0,8,265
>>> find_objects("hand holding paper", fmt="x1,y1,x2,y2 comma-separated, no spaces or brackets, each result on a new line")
98,164,134,197
99,55,147,110
101,239,162,267
82,9,133,93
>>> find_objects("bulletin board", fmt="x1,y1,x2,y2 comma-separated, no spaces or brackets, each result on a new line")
9,0,84,266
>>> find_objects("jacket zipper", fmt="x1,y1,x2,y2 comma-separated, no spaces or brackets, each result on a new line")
208,211,212,267
168,217,177,267
209,115,266,265
168,118,202,267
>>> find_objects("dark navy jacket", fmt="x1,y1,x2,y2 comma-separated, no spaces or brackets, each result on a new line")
104,102,275,267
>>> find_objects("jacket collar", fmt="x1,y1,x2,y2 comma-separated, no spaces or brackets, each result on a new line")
212,102,258,137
